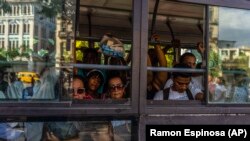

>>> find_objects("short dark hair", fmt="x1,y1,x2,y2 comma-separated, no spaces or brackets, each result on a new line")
172,63,192,78
179,52,196,63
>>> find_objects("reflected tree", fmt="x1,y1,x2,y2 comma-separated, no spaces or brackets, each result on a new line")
209,49,221,77
0,0,11,13
37,0,62,18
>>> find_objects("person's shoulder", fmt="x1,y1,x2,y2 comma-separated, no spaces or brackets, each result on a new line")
164,78,173,89
191,77,200,83
154,90,163,100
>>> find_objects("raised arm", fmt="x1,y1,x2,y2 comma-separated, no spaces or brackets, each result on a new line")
150,34,168,91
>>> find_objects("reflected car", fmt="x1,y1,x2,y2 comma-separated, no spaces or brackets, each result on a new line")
17,72,40,83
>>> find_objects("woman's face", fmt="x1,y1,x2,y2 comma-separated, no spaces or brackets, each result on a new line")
108,77,125,99
72,78,85,99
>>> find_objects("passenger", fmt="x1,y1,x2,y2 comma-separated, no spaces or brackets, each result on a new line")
70,75,89,100
147,34,168,99
154,63,204,100
163,52,204,98
103,75,126,99
104,75,131,141
180,52,197,69
69,74,114,141
0,70,8,95
105,57,130,95
75,47,106,95
85,69,105,99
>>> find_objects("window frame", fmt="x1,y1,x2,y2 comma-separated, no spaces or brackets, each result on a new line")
140,0,250,115
0,0,140,117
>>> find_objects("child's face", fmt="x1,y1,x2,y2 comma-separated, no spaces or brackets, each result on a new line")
88,75,101,91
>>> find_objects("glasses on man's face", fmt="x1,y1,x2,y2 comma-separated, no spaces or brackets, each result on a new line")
109,84,124,92
69,88,85,94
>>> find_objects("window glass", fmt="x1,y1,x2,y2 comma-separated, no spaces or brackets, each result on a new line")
0,120,132,141
0,0,76,101
147,0,205,101
209,6,250,103
74,0,133,102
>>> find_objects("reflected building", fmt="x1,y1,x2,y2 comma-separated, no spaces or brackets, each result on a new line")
0,0,56,62
0,0,76,73
218,40,236,60
217,36,250,70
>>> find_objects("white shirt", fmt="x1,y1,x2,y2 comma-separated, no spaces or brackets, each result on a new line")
164,77,203,95
154,87,195,100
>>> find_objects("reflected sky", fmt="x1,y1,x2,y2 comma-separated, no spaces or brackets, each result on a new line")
219,7,250,47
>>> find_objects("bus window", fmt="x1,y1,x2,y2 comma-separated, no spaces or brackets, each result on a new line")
208,6,250,104
74,0,133,103
147,0,205,101
0,0,74,101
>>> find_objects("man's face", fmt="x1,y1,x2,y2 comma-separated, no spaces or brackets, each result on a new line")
183,56,196,69
108,77,125,99
173,76,191,93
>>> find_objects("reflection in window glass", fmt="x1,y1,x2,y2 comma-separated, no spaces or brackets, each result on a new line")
0,1,76,101
75,1,132,102
209,7,250,103
0,120,131,141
